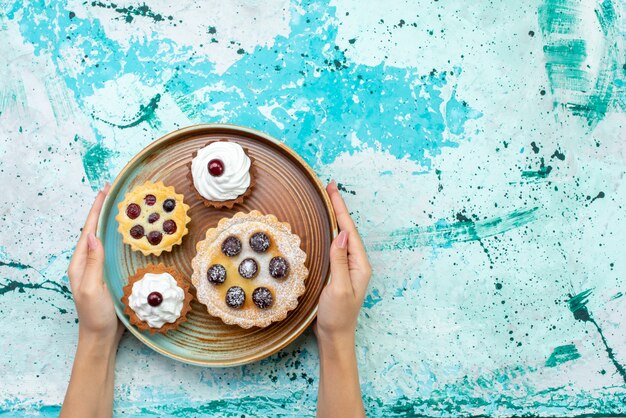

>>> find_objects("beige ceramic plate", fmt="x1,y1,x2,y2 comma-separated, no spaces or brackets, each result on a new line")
98,124,336,366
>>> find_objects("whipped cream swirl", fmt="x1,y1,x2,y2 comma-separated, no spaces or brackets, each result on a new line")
128,272,184,328
191,142,251,201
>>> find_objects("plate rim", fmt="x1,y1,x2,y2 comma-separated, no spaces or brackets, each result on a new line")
97,123,337,367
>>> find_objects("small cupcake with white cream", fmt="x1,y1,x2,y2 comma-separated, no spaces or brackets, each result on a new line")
122,264,192,334
189,141,254,208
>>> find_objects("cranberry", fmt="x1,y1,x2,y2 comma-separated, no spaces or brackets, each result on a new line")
144,194,157,206
163,220,177,234
221,236,242,256
163,199,176,212
207,264,226,284
238,258,258,279
249,232,270,253
129,225,144,239
208,159,224,177
126,203,141,219
148,213,160,223
269,256,289,279
147,291,163,307
147,231,163,245
252,287,273,309
225,286,245,308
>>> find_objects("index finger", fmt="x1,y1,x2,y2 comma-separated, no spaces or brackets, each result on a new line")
326,181,369,266
68,187,109,277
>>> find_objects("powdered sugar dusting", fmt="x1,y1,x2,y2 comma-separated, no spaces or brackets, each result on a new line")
238,258,258,279
191,211,308,328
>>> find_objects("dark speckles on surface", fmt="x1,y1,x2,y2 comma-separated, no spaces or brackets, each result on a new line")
589,191,605,204
337,182,356,195
522,157,552,179
90,1,174,24
551,149,565,160
530,141,540,154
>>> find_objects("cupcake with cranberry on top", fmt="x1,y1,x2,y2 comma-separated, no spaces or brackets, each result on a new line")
122,264,193,334
188,141,254,208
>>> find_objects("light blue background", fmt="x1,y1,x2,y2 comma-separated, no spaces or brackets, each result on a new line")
1,0,625,416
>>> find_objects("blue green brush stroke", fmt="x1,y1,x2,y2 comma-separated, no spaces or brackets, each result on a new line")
568,289,626,383
8,0,481,170
81,137,119,190
545,344,581,367
370,207,539,251
5,388,626,417
538,0,622,127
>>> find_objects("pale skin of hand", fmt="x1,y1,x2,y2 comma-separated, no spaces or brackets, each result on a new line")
315,180,372,418
60,184,124,418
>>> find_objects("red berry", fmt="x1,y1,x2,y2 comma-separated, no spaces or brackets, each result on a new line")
144,194,157,206
147,291,163,307
208,159,224,177
163,220,177,234
126,204,141,219
130,225,144,239
148,213,160,223
147,231,163,245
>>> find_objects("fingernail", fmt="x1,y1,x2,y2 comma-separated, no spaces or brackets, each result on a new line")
87,233,98,250
103,182,111,193
336,230,348,249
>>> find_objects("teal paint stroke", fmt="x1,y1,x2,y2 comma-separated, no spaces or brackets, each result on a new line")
81,137,119,190
7,0,482,169
0,278,71,299
568,289,626,383
545,344,581,367
521,157,553,179
5,387,626,417
538,0,624,128
95,93,162,129
369,207,539,252
363,288,383,308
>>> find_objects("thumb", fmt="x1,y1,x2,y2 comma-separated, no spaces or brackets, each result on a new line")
329,230,351,289
84,233,104,284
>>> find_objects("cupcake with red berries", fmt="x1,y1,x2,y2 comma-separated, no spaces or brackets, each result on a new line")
115,181,191,256
122,264,193,334
188,140,255,209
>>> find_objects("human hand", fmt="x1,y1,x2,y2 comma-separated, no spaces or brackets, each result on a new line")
314,180,372,348
67,184,124,347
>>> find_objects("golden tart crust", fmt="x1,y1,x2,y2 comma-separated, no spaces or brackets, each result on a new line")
115,181,191,256
191,211,308,328
121,264,193,335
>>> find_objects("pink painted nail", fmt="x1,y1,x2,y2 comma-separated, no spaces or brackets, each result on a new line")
336,230,348,249
87,233,98,250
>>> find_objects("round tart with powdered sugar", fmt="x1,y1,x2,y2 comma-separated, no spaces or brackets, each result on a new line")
191,211,308,328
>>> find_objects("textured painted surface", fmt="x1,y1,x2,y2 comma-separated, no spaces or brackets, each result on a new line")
1,0,625,416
